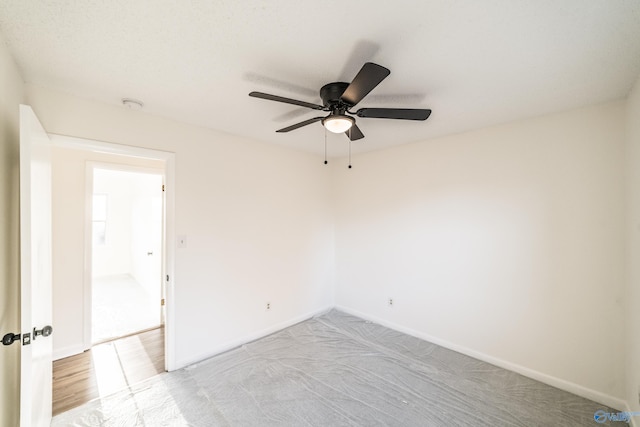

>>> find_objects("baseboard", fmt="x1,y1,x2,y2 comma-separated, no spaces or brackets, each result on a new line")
53,343,85,361
626,401,640,427
625,402,637,427
174,305,333,369
171,303,629,413
335,305,628,412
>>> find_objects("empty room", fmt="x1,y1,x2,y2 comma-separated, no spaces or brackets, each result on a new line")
1,1,639,426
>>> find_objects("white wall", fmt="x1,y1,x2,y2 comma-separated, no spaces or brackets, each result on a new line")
333,101,627,407
91,168,163,282
93,169,135,277
33,84,336,368
625,73,640,423
0,33,24,427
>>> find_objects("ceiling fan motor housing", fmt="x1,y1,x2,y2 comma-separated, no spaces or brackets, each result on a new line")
320,82,351,110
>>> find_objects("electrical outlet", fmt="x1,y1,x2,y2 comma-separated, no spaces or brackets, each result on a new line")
266,302,271,311
388,298,393,307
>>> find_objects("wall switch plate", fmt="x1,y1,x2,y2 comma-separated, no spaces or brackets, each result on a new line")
177,235,187,248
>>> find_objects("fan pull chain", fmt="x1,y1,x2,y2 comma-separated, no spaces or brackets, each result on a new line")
348,130,352,169
324,128,328,165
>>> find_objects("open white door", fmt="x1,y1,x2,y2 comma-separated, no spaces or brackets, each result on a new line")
19,104,53,427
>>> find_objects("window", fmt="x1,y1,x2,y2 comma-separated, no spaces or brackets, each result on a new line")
92,194,108,246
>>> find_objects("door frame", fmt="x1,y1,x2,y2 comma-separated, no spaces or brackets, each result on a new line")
49,134,176,371
85,162,166,346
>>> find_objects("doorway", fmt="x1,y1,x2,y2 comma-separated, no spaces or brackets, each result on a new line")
48,133,176,373
90,166,164,343
45,134,176,416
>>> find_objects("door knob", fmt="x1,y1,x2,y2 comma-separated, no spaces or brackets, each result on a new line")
2,332,20,346
2,326,51,346
33,325,53,339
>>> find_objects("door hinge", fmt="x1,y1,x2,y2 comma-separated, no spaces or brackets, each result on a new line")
161,298,165,306
162,184,165,192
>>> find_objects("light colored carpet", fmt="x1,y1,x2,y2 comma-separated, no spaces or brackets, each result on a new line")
54,310,619,426
92,274,161,343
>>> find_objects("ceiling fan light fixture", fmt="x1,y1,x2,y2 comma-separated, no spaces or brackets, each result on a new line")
322,115,354,133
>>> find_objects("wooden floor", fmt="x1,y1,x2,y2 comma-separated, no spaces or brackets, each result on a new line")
52,327,165,416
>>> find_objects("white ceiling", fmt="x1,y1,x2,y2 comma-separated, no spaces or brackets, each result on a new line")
1,1,639,157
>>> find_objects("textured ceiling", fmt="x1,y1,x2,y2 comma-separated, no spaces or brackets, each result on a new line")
1,1,639,157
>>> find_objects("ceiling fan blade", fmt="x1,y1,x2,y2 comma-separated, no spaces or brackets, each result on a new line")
249,92,324,110
276,117,324,133
345,124,365,141
355,108,432,121
340,62,390,106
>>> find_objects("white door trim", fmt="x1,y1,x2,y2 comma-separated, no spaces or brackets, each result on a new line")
49,133,177,372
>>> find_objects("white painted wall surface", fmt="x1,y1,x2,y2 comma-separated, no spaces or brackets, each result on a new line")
32,84,336,368
0,31,25,427
91,168,163,288
333,102,626,405
625,74,640,423
92,169,135,277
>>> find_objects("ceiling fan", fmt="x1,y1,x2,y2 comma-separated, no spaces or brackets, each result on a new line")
249,62,432,141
